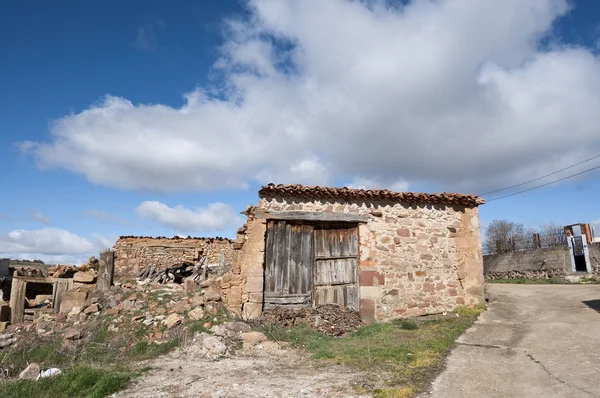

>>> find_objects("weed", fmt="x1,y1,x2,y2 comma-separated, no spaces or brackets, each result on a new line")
261,307,483,397
396,320,419,330
373,386,416,398
487,279,556,284
1,365,131,398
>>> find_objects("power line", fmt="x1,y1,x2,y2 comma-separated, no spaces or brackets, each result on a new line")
479,154,600,196
486,164,600,202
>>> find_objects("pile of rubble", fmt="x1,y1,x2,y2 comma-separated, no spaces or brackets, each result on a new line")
260,304,363,336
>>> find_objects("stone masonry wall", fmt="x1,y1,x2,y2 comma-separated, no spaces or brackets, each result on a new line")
113,237,235,279
231,197,484,322
484,243,600,279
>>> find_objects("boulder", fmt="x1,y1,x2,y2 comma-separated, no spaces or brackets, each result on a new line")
64,328,82,340
203,288,222,302
202,335,227,359
60,291,88,314
224,321,252,334
18,363,40,380
73,271,97,284
83,303,100,315
209,324,230,337
163,313,183,329
188,307,205,321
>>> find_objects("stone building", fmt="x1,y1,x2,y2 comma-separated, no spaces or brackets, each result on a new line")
226,184,486,323
113,236,235,278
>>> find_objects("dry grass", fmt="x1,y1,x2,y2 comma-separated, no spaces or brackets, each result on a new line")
260,305,485,397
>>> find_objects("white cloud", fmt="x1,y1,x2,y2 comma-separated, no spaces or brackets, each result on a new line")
85,209,130,226
29,210,52,225
0,227,109,264
20,0,600,193
136,201,241,233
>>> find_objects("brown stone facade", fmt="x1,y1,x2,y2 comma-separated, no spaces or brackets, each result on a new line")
230,193,485,322
113,237,235,278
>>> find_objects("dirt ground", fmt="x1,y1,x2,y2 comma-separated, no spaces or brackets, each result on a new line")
113,344,371,398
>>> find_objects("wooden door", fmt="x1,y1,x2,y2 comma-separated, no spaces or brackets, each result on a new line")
313,224,359,311
264,221,314,309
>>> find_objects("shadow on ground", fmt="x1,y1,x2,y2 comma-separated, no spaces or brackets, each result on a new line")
582,299,600,313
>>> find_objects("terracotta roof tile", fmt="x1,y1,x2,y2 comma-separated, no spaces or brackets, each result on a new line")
259,184,485,207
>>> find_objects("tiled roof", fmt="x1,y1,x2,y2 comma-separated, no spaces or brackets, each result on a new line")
259,184,485,207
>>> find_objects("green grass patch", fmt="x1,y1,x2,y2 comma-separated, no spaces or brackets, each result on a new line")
487,278,556,284
1,365,131,398
259,305,484,397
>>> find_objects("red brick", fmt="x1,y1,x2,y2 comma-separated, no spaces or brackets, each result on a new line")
448,289,458,297
435,282,445,290
360,271,385,286
423,283,435,293
387,289,399,296
360,299,376,324
415,271,427,277
455,297,466,304
421,254,433,260
359,260,377,267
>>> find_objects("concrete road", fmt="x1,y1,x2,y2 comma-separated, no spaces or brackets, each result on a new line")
423,284,600,398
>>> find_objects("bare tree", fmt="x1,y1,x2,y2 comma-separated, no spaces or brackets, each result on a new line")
538,222,566,247
485,219,530,253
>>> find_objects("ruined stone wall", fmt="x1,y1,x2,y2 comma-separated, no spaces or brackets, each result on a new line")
231,197,484,322
113,237,235,278
484,243,600,279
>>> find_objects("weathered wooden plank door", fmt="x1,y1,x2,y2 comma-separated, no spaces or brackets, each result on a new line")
264,221,314,309
313,224,359,311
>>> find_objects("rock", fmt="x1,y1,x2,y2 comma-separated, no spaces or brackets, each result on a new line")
203,322,212,329
191,294,205,306
107,298,119,309
188,307,205,321
184,279,197,293
106,308,120,316
68,307,82,318
0,333,16,348
154,307,167,315
60,291,88,314
209,324,230,337
203,335,227,357
163,313,183,329
64,328,82,340
224,321,252,334
55,313,67,322
240,331,268,345
143,318,155,326
19,363,40,380
38,368,62,379
83,303,100,315
73,271,97,284
203,289,221,302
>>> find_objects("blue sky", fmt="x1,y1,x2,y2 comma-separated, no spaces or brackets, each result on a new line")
1,0,600,264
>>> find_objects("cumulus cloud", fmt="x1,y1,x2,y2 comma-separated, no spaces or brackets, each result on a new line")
0,227,109,264
136,201,241,233
20,0,600,193
85,209,130,226
29,210,52,225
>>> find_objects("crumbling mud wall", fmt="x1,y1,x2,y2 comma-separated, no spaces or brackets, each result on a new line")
113,237,235,279
231,196,485,322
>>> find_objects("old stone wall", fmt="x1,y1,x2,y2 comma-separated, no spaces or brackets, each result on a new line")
484,243,600,279
231,197,484,322
113,237,235,278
